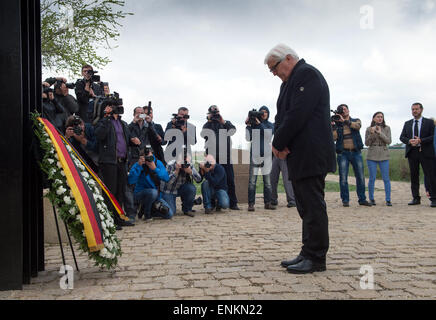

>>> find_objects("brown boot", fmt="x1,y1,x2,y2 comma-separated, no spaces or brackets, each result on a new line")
248,204,255,212
265,203,277,210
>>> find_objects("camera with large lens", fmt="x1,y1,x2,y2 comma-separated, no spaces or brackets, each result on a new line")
105,92,124,115
248,109,264,126
86,69,101,83
172,113,189,129
43,86,53,95
208,109,221,122
142,146,154,163
331,105,345,124
71,115,83,135
151,200,169,216
204,161,212,169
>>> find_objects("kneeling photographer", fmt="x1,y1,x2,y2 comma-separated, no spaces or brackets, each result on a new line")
128,147,173,221
161,147,203,218
65,115,99,173
199,154,230,214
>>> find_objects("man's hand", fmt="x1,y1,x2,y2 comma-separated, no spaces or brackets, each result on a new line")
181,125,187,133
138,156,146,166
65,127,75,139
42,81,51,88
219,116,225,125
145,159,157,171
175,163,182,175
183,165,192,175
272,146,290,160
156,134,162,143
131,137,141,146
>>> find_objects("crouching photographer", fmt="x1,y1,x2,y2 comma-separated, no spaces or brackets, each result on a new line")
199,154,230,214
128,147,173,221
161,147,203,218
65,115,99,173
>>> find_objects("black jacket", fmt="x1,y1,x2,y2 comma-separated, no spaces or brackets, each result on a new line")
128,121,166,166
272,59,336,181
202,120,236,164
94,116,132,165
42,99,68,133
74,79,103,123
400,117,435,159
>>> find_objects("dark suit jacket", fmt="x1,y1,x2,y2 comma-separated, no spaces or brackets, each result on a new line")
272,59,336,181
400,117,435,158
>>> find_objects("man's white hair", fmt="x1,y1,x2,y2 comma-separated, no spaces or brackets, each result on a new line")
264,43,299,64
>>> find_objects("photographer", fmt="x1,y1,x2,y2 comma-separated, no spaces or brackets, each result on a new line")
202,105,239,210
161,149,202,218
44,77,80,117
42,85,68,133
199,154,230,214
165,107,197,160
75,64,103,123
94,102,136,229
65,115,99,173
332,104,371,207
245,106,276,211
128,147,173,221
129,102,166,165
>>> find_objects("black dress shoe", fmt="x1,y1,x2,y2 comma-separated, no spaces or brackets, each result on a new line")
287,258,326,274
230,206,240,210
184,211,195,217
359,200,372,207
281,255,304,268
115,225,123,231
370,200,376,206
408,198,421,205
271,200,278,206
287,202,297,208
120,220,135,227
386,201,392,207
343,202,350,207
431,201,436,208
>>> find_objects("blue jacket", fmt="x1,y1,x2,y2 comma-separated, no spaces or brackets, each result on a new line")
204,163,228,191
246,106,274,159
128,156,170,194
334,117,364,154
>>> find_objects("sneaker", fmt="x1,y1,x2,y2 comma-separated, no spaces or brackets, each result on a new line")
248,204,255,212
343,202,350,207
386,201,392,207
204,208,213,214
230,206,240,210
144,216,153,222
370,200,376,206
271,200,278,206
184,211,195,217
216,206,222,212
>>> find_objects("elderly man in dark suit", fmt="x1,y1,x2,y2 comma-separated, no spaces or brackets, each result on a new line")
400,103,436,207
265,44,336,274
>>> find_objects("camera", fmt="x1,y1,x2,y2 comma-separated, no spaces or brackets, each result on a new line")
86,69,101,83
43,86,53,95
208,109,221,122
331,105,345,123
71,115,83,136
193,197,202,206
172,113,189,129
104,92,124,115
248,109,264,126
142,146,154,163
204,161,212,169
151,200,169,216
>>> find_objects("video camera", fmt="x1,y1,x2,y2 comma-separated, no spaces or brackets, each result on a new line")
54,80,76,90
247,109,264,126
86,69,101,83
331,105,345,124
104,92,124,115
172,113,189,129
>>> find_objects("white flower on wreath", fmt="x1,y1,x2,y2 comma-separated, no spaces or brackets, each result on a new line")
69,207,77,216
60,171,65,177
76,215,82,223
46,139,52,144
56,186,67,195
57,161,62,169
100,248,108,257
55,154,59,160
47,159,55,165
63,196,72,205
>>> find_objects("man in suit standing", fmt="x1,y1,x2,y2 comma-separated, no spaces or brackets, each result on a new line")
265,44,336,274
400,103,436,207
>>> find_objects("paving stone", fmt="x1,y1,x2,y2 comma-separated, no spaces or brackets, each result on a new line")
204,287,233,296
176,288,204,298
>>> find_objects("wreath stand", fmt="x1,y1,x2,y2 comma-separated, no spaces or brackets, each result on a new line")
52,204,80,272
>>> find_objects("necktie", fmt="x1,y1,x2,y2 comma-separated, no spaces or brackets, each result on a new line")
414,120,419,139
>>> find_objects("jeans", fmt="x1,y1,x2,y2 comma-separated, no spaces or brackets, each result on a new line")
337,151,366,203
367,160,391,202
134,188,173,219
201,180,230,209
248,163,272,205
161,183,197,215
221,164,238,207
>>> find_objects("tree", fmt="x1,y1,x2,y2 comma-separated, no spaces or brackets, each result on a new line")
41,0,132,78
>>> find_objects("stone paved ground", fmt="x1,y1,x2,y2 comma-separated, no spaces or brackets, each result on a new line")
2,175,436,300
